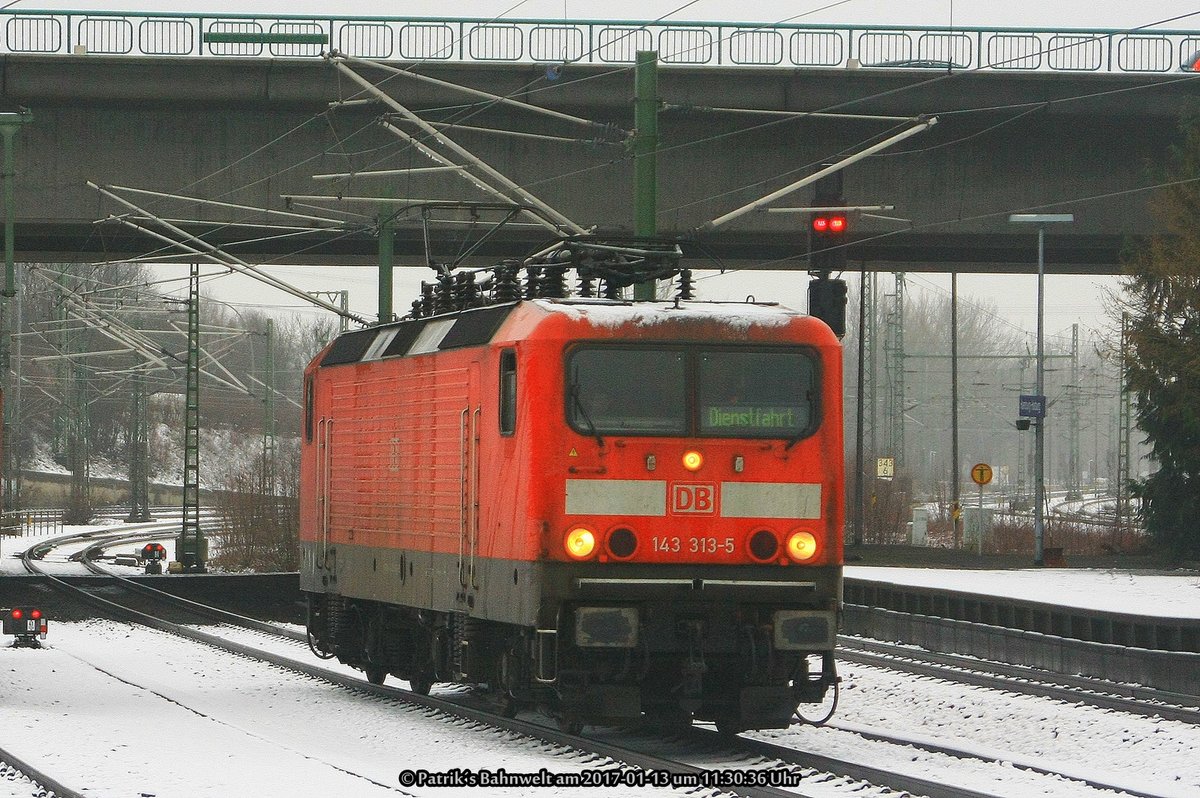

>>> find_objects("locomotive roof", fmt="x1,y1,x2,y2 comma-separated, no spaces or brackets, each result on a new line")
532,298,799,330
317,298,811,368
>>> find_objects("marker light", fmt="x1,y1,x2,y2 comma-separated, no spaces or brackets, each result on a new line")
30,609,41,620
565,527,597,560
682,451,704,471
812,214,847,235
10,609,21,620
786,530,818,562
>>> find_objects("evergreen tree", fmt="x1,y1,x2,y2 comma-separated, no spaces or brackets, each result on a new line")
1121,114,1200,561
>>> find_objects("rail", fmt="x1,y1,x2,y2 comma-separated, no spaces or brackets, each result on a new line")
3,10,1200,74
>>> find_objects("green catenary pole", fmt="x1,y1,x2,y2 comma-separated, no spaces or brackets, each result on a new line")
633,51,658,301
0,111,32,298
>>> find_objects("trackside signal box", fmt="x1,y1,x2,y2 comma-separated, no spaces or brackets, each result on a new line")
3,606,48,646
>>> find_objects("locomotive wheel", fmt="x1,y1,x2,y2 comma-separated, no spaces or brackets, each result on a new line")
409,675,434,695
499,696,520,718
556,717,584,735
365,666,387,686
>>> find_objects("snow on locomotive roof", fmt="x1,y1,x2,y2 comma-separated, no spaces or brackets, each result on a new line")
535,298,800,330
319,299,811,368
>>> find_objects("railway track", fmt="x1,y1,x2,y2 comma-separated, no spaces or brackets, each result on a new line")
0,744,87,798
839,635,1200,723
11,528,1191,798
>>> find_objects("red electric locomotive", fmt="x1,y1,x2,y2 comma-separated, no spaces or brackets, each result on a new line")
300,244,844,732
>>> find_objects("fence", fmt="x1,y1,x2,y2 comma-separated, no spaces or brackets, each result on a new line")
0,508,65,537
2,10,1198,74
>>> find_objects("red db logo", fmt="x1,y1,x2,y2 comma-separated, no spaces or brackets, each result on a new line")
672,483,716,514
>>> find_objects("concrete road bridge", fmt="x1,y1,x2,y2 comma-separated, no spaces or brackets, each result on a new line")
2,10,1200,274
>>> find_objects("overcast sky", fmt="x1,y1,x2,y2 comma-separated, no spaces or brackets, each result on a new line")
117,0,1187,341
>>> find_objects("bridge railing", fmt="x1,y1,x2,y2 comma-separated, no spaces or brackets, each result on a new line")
2,10,1199,74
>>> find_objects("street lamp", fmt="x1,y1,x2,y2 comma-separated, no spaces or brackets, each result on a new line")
1009,213,1074,566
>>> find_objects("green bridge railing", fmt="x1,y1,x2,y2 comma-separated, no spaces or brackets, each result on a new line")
2,9,1199,73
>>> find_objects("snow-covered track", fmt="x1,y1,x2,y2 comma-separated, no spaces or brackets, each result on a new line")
839,635,1200,723
0,744,87,798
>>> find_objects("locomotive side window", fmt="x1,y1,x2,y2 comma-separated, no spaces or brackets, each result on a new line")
697,350,816,438
500,349,517,435
567,348,687,435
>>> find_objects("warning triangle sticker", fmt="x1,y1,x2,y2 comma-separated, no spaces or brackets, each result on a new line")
568,448,578,457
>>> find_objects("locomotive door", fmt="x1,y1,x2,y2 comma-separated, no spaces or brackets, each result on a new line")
316,416,333,575
459,363,482,592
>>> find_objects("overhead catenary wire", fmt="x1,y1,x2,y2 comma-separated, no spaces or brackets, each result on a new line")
327,53,587,236
90,182,368,324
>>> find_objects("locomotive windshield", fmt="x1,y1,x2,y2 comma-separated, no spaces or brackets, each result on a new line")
697,350,814,437
567,346,817,438
568,348,688,434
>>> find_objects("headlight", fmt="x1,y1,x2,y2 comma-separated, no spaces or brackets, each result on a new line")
565,527,597,560
786,530,818,562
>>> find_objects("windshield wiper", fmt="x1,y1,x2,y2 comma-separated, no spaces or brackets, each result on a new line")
569,379,604,448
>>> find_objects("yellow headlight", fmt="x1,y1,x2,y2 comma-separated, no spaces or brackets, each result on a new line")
786,530,818,562
565,527,597,560
682,450,704,471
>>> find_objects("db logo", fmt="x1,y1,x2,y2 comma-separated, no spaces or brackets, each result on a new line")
671,483,717,514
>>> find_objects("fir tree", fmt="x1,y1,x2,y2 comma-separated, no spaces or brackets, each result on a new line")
1121,114,1200,561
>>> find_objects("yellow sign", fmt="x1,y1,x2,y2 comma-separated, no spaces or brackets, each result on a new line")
970,462,993,486
876,457,895,478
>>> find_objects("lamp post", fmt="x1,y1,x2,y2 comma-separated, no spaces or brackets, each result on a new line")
1009,213,1073,566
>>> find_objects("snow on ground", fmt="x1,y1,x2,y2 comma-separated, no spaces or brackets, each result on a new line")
751,655,1200,798
6,619,1198,798
847,566,1200,618
1,622,692,798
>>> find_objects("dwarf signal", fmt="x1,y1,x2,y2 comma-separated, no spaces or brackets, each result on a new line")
3,606,48,646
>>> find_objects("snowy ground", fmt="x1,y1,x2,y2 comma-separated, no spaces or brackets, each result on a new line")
0,622,696,798
4,620,1199,798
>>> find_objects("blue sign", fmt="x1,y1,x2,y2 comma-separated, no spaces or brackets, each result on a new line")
1019,394,1046,418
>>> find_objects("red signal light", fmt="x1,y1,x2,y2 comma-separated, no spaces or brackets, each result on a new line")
811,214,847,235
11,608,21,620
31,609,41,620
